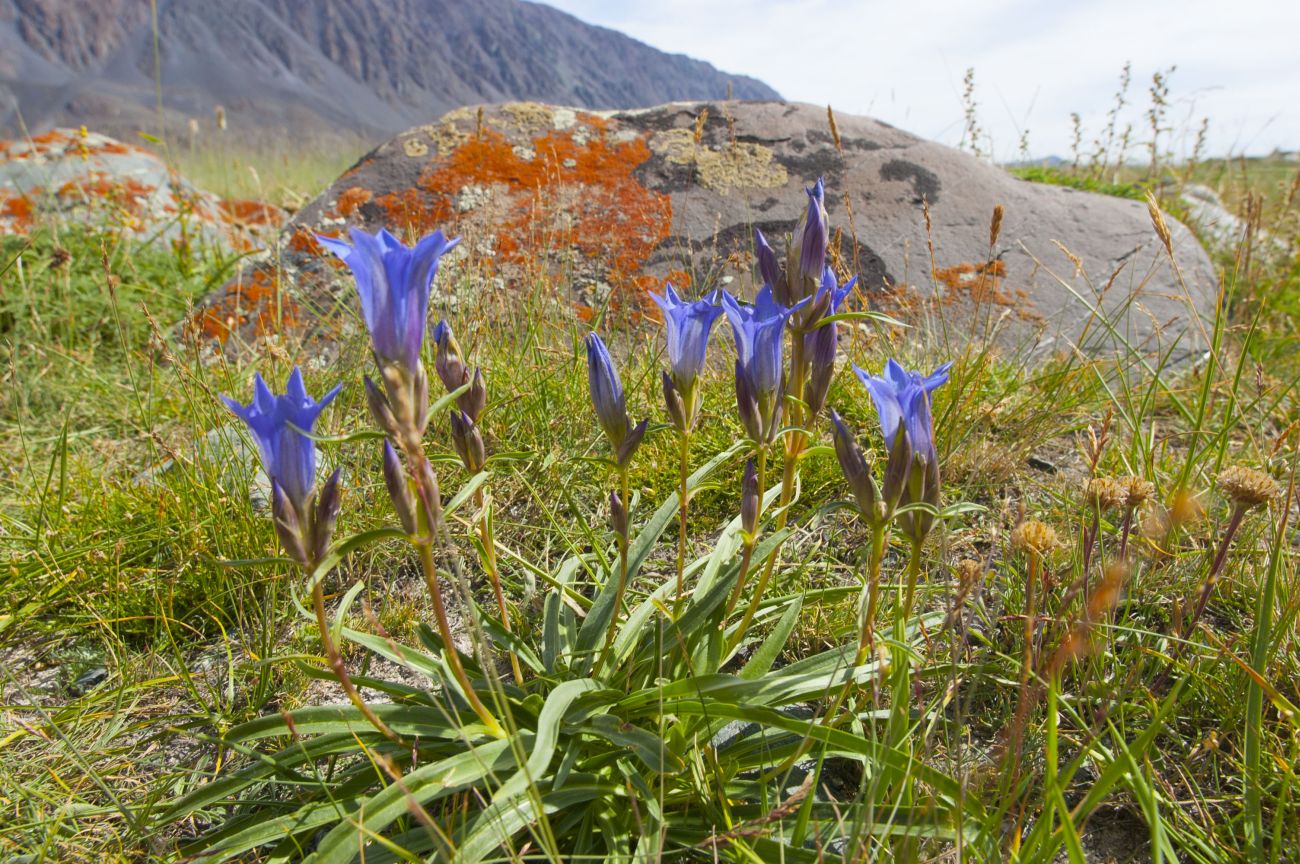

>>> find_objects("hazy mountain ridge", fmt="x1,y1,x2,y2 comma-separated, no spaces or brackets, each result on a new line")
0,0,780,142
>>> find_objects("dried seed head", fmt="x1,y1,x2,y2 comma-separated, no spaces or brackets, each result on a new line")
954,559,984,586
1120,476,1155,508
49,246,71,269
1084,476,1126,511
989,204,1004,248
1011,519,1059,556
1146,193,1173,255
1217,465,1279,509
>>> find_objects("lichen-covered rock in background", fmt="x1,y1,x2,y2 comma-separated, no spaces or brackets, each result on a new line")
193,100,1216,361
0,127,284,255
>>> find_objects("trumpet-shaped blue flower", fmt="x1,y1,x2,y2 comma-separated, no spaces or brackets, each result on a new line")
852,359,952,466
723,286,808,400
649,282,724,393
318,227,459,370
222,367,342,514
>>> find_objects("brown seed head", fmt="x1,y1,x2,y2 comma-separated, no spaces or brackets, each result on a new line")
1011,519,1059,556
1084,476,1126,511
989,204,1004,248
1121,476,1155,509
954,558,984,586
1217,465,1279,509
49,246,71,269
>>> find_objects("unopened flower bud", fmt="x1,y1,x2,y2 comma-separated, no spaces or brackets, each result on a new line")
754,228,788,305
616,419,648,468
880,417,913,515
382,440,418,535
734,359,762,443
740,458,759,536
450,410,486,473
463,367,487,422
830,410,882,524
364,375,399,438
271,481,309,566
609,490,628,538
434,319,469,395
662,371,688,432
312,468,342,563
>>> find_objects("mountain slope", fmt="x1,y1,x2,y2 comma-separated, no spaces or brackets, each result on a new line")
0,0,780,142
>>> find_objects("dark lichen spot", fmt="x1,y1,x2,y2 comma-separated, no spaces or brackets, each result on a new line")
879,159,941,204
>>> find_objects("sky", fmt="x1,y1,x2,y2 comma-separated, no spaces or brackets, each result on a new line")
544,0,1299,161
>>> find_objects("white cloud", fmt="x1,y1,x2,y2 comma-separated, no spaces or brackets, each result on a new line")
542,0,1299,158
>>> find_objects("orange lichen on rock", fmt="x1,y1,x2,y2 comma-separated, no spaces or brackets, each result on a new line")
931,259,1042,322
1,191,35,231
334,186,374,217
410,122,673,313
191,267,299,343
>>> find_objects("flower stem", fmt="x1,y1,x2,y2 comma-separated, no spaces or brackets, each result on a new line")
856,524,889,664
417,539,504,737
726,447,766,618
673,429,691,614
405,445,504,738
902,536,924,622
476,487,523,686
597,467,633,672
310,578,402,744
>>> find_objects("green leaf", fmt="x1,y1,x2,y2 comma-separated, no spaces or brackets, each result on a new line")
739,594,803,680
576,714,685,774
445,471,489,518
309,737,518,864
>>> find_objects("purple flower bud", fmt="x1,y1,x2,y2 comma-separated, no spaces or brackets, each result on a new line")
754,229,787,305
830,410,883,524
616,419,648,468
364,375,399,438
804,271,857,417
270,481,309,565
222,367,341,521
662,371,688,432
312,468,342,563
317,228,459,372
465,367,487,423
800,177,829,283
585,332,630,450
740,458,759,536
733,358,763,444
608,488,629,535
434,318,469,390
382,440,418,535
450,410,486,473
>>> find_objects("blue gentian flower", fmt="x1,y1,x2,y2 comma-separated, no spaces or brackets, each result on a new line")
585,333,646,466
723,286,808,400
222,368,342,513
853,359,952,466
317,227,459,371
649,282,724,394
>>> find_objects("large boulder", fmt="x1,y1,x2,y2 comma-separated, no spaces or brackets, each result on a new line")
191,101,1216,359
0,128,284,255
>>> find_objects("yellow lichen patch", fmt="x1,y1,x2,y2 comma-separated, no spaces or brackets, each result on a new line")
502,102,559,135
402,138,430,158
649,128,788,192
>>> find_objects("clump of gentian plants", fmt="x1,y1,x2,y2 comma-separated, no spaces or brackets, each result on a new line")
157,181,1287,864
